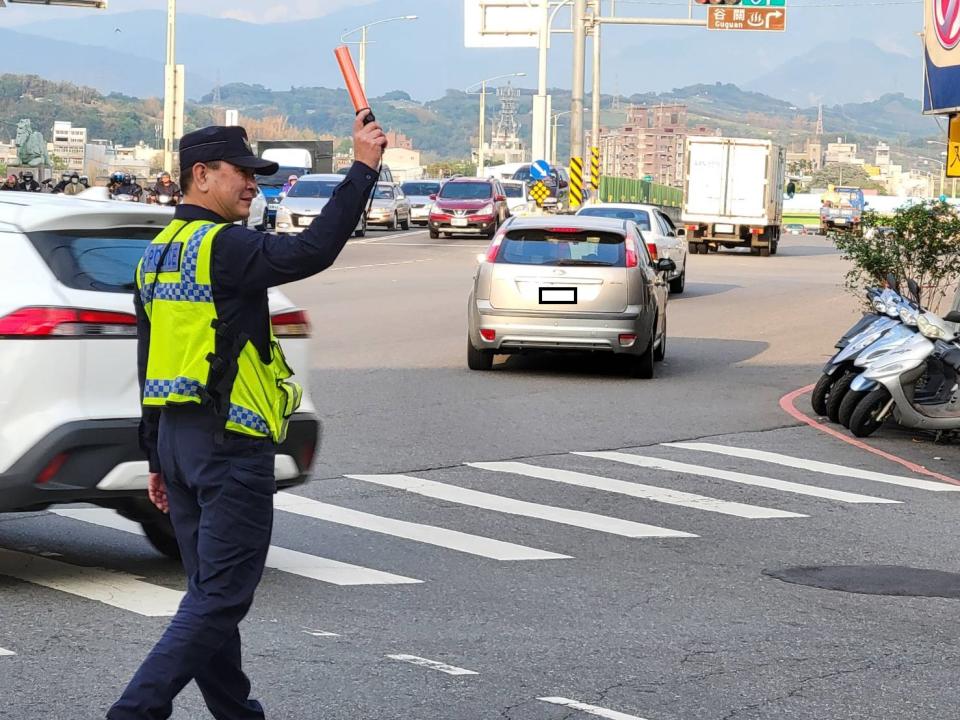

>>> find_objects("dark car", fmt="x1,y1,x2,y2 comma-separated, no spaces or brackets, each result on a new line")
428,177,510,239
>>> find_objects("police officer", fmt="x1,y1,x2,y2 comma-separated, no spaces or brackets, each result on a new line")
108,112,385,720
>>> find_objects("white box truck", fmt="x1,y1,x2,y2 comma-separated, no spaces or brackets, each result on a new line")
681,136,785,257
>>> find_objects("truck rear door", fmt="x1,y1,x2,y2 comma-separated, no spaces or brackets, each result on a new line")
726,143,769,219
685,140,727,217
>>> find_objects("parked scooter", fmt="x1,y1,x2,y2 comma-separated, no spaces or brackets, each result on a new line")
811,280,909,419
845,282,960,437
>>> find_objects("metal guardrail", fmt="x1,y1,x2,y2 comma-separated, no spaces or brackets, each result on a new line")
597,176,682,209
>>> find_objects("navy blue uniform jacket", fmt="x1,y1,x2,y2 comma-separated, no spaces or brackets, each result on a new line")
135,161,378,472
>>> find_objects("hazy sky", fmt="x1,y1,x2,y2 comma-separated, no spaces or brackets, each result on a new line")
0,0,380,26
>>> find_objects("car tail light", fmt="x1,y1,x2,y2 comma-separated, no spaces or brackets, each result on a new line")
0,307,137,338
624,233,639,268
480,329,496,341
36,453,68,484
484,228,507,262
547,227,582,233
618,334,637,347
646,242,659,261
271,310,311,338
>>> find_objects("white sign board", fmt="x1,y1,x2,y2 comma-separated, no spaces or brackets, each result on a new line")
464,0,541,48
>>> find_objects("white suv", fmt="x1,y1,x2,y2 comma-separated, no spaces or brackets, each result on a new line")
0,192,320,558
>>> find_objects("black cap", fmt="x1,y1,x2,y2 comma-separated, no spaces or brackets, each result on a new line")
178,126,279,176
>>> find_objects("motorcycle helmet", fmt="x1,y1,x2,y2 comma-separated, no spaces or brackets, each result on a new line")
61,172,71,181
110,171,125,184
22,171,33,180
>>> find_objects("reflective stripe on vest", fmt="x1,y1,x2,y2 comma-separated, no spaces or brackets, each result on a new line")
136,219,302,442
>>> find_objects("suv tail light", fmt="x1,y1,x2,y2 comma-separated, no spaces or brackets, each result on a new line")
271,310,311,338
0,307,137,337
484,228,508,263
624,233,639,268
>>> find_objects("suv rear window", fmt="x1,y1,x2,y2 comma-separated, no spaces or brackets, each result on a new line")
28,227,158,293
439,182,492,200
497,229,625,266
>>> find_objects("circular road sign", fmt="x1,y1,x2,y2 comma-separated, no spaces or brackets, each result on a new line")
531,160,551,181
934,0,960,50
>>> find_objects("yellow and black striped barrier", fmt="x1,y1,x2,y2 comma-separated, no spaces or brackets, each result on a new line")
590,146,600,194
569,156,584,209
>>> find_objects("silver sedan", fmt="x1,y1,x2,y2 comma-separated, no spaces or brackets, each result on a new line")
366,183,412,230
467,215,674,378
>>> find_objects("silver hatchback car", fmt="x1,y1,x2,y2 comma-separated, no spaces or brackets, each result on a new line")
468,216,674,378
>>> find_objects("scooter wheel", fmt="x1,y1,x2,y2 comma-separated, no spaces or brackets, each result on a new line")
810,373,835,416
838,387,869,428
826,371,856,423
848,387,892,438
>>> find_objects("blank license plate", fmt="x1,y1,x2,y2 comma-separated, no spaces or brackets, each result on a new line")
298,216,313,227
713,223,734,234
539,287,577,304
452,218,469,227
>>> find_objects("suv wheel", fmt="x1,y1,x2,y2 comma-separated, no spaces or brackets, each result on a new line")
429,228,440,239
141,516,181,561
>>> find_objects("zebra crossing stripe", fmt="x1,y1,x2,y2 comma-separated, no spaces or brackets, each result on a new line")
346,474,695,538
0,647,15,657
569,156,584,208
386,654,478,676
52,507,421,585
471,462,804,519
275,492,571,560
538,697,649,719
0,547,183,616
576,452,899,504
665,443,960,492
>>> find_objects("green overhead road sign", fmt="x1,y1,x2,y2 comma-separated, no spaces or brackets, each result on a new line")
741,0,786,5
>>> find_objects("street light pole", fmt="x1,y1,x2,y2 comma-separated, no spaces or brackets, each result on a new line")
341,15,417,92
551,110,572,166
590,0,601,156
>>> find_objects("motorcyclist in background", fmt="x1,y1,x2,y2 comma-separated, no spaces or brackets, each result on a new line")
113,173,143,201
63,173,84,196
1,174,18,191
107,172,125,195
18,171,41,192
80,175,90,189
52,172,71,194
148,171,181,206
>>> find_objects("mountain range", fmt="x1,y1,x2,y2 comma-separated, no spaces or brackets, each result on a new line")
0,1,926,106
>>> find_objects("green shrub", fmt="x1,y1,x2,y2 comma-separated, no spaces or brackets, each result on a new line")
833,201,960,312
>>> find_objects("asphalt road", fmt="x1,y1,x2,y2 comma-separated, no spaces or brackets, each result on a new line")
4,226,960,720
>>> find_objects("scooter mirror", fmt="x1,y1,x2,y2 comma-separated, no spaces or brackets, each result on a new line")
907,278,921,306
886,272,899,292
943,310,960,324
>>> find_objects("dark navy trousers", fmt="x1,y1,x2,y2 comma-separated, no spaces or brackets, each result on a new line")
108,407,276,720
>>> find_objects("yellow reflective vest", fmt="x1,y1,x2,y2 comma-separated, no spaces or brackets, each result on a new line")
135,219,302,443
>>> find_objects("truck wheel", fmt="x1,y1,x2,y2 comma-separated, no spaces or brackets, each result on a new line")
688,242,699,255
770,240,779,255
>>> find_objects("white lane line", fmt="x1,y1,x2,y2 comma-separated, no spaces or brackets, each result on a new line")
331,258,434,271
346,474,695,538
354,230,428,244
470,462,803,520
275,492,570,560
538,697,649,719
0,647,15,657
386,654,478,676
303,628,340,638
0,548,183,617
53,508,420,586
576,452,898,505
665,442,960,492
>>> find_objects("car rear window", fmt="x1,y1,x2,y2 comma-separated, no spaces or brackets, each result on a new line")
502,184,525,198
577,206,651,231
497,228,625,266
288,180,342,198
27,227,158,293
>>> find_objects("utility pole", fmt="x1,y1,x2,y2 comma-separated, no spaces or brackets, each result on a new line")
570,0,587,161
532,0,551,162
590,0,601,157
478,79,487,177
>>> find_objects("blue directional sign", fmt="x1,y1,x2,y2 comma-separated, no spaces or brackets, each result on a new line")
531,159,551,180
741,0,786,5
